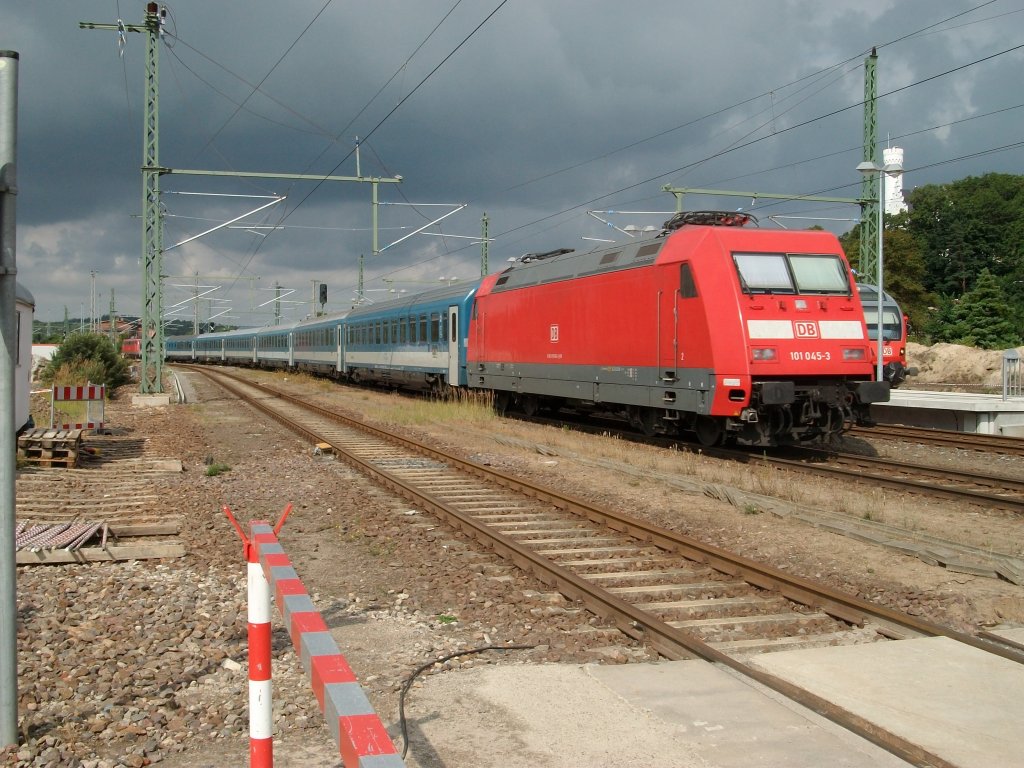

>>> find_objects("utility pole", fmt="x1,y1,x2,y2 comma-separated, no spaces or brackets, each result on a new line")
480,213,489,276
358,254,365,304
90,270,96,332
109,288,117,343
274,282,282,325
860,48,879,278
63,306,69,339
82,3,165,393
0,47,18,751
83,5,400,387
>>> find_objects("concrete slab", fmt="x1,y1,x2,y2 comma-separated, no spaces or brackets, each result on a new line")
748,637,1024,768
131,393,171,407
874,389,1024,433
404,661,909,768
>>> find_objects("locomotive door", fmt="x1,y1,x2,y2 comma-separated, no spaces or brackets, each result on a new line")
447,305,459,385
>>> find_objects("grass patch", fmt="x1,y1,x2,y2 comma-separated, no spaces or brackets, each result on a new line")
360,389,498,427
205,462,232,477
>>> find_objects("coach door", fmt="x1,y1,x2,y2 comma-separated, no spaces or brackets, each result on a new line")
447,305,460,385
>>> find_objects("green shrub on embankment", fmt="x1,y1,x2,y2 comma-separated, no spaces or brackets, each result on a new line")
39,332,131,391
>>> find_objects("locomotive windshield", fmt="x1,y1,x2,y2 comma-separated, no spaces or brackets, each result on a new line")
733,252,850,295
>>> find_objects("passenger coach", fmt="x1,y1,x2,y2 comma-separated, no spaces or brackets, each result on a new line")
343,282,477,393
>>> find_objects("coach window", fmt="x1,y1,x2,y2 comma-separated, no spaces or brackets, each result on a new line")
391,319,399,343
384,321,390,345
679,263,698,298
419,314,428,344
400,318,407,344
430,312,440,343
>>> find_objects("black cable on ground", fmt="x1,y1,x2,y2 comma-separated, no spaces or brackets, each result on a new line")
398,643,535,760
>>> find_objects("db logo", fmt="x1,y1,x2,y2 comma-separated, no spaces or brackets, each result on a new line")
550,324,559,343
794,321,819,338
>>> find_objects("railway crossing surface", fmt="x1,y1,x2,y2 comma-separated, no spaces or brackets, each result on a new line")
399,627,1023,768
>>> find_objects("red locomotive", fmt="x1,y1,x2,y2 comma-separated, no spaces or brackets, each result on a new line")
467,211,888,446
121,336,141,358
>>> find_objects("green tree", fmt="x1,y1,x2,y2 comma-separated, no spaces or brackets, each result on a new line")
907,173,1024,296
40,332,131,390
929,269,1019,349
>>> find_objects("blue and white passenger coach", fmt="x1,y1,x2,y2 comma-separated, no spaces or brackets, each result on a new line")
166,281,477,394
342,282,478,393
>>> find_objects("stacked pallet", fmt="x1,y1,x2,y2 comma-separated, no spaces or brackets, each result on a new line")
17,428,83,468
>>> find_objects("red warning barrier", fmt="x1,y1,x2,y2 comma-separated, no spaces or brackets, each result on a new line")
50,383,106,430
224,505,405,768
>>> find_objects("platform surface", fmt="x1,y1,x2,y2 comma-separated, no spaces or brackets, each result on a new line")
883,388,1024,412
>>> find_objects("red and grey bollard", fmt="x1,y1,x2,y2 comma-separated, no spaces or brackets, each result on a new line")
247,522,273,766
224,504,292,768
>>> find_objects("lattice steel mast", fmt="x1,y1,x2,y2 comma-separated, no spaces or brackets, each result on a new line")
82,3,165,392
859,48,879,278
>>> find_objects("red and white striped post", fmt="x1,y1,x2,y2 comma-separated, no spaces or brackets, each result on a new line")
224,506,278,768
247,521,274,767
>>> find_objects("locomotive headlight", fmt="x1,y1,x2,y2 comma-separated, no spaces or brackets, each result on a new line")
842,348,866,360
751,347,777,361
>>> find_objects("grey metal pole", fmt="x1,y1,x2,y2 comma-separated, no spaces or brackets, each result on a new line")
0,49,20,750
876,170,884,382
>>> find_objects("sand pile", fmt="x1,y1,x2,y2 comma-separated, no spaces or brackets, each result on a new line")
907,342,1022,389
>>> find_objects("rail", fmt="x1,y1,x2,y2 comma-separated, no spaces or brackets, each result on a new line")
184,364,1024,768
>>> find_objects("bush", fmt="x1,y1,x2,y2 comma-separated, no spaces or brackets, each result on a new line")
40,333,131,391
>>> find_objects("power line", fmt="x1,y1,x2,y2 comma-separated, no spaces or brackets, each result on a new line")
196,0,334,158
478,1,1005,204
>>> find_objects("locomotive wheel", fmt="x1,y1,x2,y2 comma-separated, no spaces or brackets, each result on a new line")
694,416,724,447
637,408,658,437
493,391,510,416
521,395,540,417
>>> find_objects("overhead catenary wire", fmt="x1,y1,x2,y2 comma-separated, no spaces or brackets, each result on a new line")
137,1,1019,315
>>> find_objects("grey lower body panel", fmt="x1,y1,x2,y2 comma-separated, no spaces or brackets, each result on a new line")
471,362,715,415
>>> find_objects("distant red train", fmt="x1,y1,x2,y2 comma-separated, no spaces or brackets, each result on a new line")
468,211,889,446
121,337,141,358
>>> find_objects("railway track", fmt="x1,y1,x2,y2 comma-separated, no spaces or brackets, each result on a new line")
517,410,1024,515
772,449,1024,515
185,363,1023,768
848,423,1024,456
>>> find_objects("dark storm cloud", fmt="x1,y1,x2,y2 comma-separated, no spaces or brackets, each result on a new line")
5,0,1023,322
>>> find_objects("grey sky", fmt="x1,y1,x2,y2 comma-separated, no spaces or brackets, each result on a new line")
6,1,1023,323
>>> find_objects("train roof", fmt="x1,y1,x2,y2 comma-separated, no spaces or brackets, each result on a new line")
488,218,847,294
490,239,665,292
16,282,34,307
855,282,899,304
346,280,480,319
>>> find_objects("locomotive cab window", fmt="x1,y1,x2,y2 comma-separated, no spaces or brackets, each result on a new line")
789,254,850,294
733,252,850,295
865,310,903,341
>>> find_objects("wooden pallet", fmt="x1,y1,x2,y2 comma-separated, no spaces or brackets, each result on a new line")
17,428,83,468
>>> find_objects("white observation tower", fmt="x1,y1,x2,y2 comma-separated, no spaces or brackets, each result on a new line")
883,146,908,215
